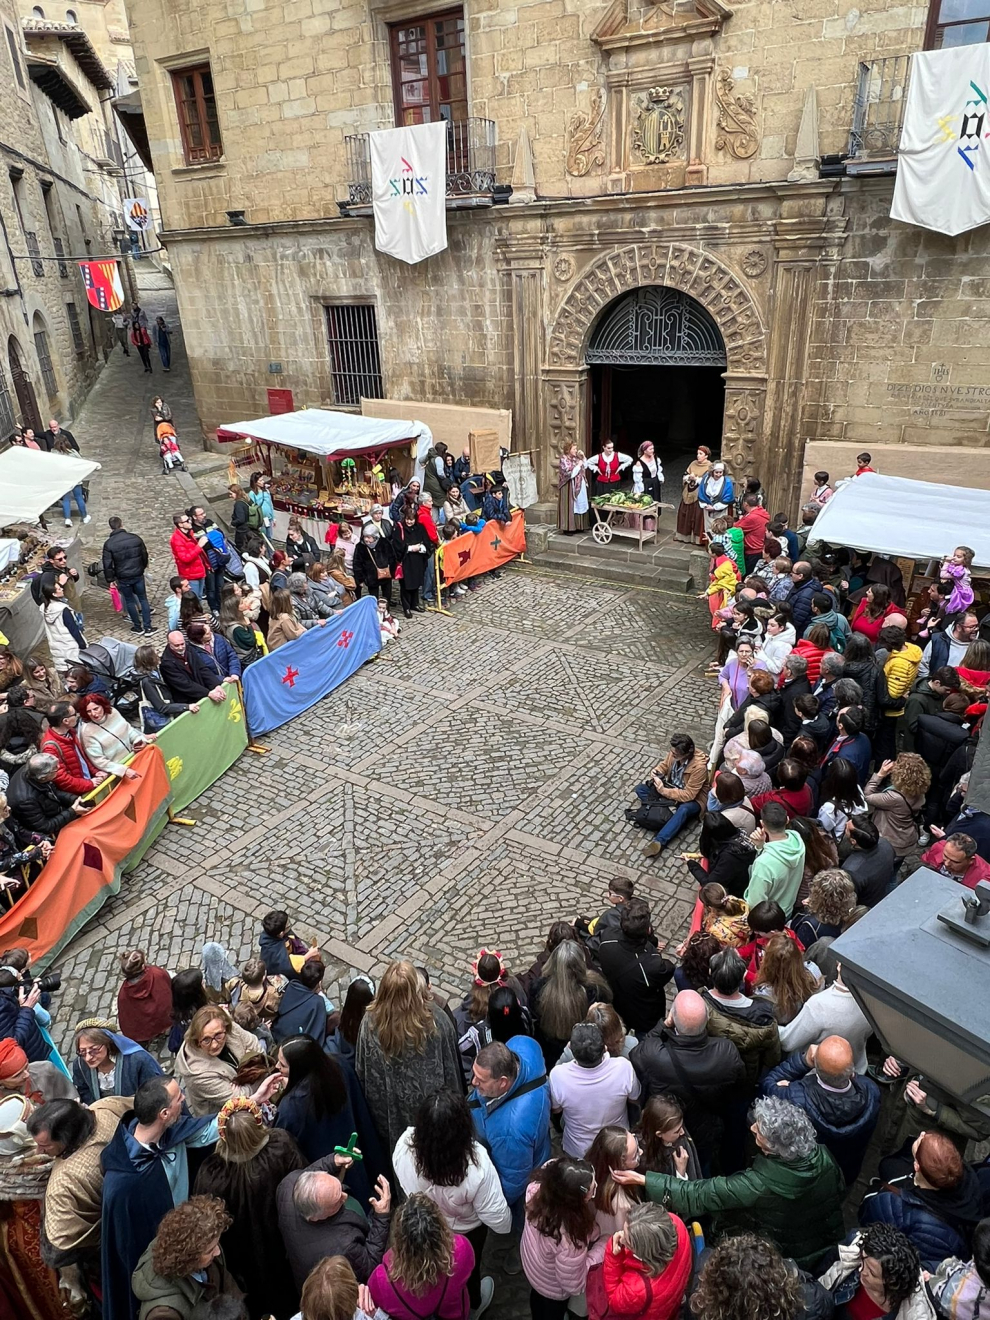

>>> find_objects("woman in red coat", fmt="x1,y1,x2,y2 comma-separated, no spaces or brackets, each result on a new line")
849,584,896,645
116,949,173,1046
591,1204,692,1320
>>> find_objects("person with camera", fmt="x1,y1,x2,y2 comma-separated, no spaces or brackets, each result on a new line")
631,734,709,859
0,790,52,908
7,752,92,838
0,968,49,1061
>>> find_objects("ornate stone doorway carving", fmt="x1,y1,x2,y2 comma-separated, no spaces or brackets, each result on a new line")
543,242,768,489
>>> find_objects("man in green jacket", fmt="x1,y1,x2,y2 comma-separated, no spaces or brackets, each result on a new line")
743,802,806,915
613,1095,844,1269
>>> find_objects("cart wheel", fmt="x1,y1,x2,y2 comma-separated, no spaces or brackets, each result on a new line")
592,521,613,545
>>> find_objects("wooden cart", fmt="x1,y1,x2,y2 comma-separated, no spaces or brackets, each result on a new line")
590,498,673,551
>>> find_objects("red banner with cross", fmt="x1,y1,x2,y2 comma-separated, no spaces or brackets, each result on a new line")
0,746,171,968
440,509,527,584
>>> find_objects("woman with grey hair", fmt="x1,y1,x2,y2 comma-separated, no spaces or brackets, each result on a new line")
596,1202,693,1320
287,571,333,628
613,1095,844,1267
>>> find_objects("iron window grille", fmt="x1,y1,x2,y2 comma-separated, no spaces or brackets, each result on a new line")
324,303,384,406
66,301,85,354
25,232,45,278
34,328,57,398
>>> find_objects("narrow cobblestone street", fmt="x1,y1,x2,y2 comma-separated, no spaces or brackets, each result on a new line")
50,280,716,1082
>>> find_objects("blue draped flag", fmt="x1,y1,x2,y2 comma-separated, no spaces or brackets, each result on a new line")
242,595,381,735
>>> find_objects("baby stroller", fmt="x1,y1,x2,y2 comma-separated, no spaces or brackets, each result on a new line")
76,638,142,720
156,421,186,474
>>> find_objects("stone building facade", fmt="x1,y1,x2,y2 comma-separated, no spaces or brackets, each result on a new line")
0,0,128,436
125,0,990,509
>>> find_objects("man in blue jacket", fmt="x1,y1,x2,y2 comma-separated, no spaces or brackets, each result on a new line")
469,1038,550,1221
185,620,241,684
761,1035,880,1184
272,959,330,1046
788,562,824,636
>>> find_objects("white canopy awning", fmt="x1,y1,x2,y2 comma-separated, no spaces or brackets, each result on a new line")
0,448,101,525
807,473,990,569
216,408,433,461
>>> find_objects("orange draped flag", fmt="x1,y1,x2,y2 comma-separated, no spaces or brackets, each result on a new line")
0,745,172,967
440,509,526,584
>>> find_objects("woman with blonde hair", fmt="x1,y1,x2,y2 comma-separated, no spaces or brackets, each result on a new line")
356,961,461,1151
174,1004,270,1116
131,1195,240,1319
865,753,932,871
22,654,63,704
307,559,345,612
299,1256,380,1320
369,1192,474,1320
193,1099,305,1320
589,1124,642,1237
531,940,610,1069
789,867,856,950
753,932,822,1025
328,546,357,605
268,586,306,650
698,882,750,947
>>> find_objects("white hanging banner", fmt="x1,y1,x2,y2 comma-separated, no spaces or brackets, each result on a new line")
891,45,990,237
369,122,448,264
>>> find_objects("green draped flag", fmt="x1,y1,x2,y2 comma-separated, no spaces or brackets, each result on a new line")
153,684,249,815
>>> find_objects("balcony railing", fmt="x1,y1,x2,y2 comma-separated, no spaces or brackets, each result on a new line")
25,231,45,278
847,55,910,172
343,117,496,211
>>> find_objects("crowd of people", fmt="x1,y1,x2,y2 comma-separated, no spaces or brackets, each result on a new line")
4,878,990,1320
4,408,990,1320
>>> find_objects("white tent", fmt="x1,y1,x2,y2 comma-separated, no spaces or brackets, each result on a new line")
217,408,433,462
807,473,990,569
0,447,101,525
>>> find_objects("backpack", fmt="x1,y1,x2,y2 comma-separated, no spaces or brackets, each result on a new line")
624,800,673,831
247,500,264,530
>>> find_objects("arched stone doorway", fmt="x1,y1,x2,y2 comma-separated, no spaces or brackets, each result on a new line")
587,286,727,480
543,242,768,493
7,336,42,434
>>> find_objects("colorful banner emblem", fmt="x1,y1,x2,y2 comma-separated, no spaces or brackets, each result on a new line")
122,197,151,231
154,682,250,815
79,259,125,312
369,121,448,264
440,509,527,584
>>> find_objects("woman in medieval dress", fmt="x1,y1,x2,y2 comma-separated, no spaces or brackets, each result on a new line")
698,460,735,540
631,441,664,503
557,442,589,533
0,1093,65,1320
675,445,714,543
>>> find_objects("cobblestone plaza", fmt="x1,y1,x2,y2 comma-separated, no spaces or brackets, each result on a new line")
46,289,715,1053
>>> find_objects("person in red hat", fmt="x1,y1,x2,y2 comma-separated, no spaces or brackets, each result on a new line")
0,1036,76,1105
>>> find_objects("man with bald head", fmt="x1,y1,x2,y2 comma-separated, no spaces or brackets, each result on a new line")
630,989,745,1171
276,1152,390,1294
760,1034,880,1183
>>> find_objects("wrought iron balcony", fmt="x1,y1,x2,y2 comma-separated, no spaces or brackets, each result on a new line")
847,55,910,174
342,117,496,213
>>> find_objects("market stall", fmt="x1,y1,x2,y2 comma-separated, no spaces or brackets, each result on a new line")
216,408,435,544
807,472,990,625
0,448,99,655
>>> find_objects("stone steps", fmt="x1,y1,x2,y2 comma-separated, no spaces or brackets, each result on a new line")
530,548,694,592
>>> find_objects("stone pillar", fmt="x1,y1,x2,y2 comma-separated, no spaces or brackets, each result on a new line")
503,241,548,490
762,220,829,515
721,374,768,476
544,366,589,495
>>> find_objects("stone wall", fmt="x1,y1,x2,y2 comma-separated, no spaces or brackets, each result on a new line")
128,0,928,230
800,178,990,500
167,211,514,437
0,0,111,430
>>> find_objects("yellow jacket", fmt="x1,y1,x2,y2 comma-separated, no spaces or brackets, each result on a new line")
883,643,923,713
707,559,740,597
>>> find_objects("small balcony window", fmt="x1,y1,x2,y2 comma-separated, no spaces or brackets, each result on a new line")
171,62,223,164
925,0,990,48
